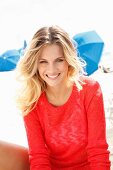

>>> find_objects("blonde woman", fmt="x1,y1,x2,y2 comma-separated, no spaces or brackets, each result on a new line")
16,25,111,170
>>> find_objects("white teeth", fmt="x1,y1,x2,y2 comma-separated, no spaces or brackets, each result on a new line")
48,75,58,78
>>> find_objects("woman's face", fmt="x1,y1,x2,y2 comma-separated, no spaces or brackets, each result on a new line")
38,44,69,88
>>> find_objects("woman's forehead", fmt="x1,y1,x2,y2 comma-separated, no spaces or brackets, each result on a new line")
39,44,64,59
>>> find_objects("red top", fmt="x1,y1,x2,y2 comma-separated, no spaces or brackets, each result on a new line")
24,77,111,170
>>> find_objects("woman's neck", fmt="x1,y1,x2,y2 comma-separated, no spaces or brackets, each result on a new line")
45,81,74,106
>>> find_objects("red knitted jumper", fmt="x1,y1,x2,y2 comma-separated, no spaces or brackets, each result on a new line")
24,77,111,170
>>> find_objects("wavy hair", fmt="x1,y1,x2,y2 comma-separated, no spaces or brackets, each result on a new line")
16,25,86,115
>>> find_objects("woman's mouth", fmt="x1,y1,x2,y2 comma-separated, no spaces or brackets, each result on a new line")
46,73,60,79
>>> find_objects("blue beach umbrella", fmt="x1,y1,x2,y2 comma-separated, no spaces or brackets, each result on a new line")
0,40,27,72
73,31,104,75
0,50,20,71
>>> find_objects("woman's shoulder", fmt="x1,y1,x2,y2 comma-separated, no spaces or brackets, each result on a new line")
79,75,101,97
80,75,100,88
37,91,46,106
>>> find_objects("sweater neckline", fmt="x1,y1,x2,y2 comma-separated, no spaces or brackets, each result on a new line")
42,84,76,110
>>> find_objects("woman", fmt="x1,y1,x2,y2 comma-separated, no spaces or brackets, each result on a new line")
16,25,111,169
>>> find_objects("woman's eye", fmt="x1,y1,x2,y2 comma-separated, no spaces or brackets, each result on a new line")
39,60,47,64
56,59,64,62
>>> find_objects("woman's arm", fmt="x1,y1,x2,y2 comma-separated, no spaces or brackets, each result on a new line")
84,78,111,170
0,140,29,170
24,107,51,170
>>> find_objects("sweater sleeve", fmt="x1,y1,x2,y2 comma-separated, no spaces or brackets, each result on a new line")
84,78,111,170
23,107,51,170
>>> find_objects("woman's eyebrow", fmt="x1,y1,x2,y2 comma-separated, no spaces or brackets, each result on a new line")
39,58,47,60
55,56,65,59
39,56,64,60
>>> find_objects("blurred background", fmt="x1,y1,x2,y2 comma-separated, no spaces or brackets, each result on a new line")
0,0,113,167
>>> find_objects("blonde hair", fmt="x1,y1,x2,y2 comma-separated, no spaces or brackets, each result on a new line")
16,25,85,115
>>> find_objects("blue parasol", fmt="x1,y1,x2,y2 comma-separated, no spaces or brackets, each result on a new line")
0,40,27,72
73,30,104,75
0,50,20,71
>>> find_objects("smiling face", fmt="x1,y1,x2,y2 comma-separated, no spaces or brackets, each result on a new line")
38,44,69,88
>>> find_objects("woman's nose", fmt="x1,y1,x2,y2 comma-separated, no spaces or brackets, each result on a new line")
47,63,56,72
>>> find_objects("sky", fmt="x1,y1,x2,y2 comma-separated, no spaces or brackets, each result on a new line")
0,0,113,54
